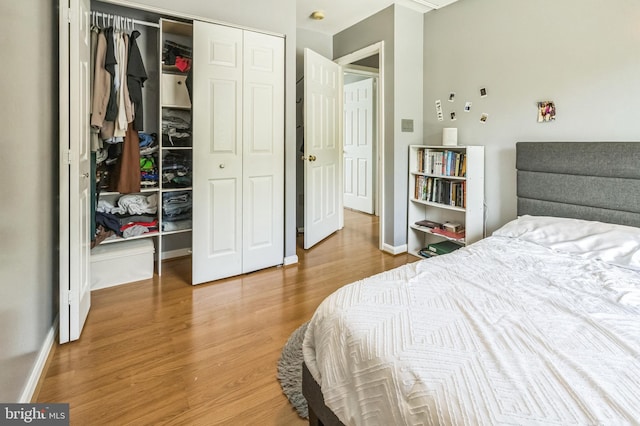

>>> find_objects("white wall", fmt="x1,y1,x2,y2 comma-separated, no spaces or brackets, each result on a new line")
296,28,333,80
423,0,640,233
0,0,58,402
105,0,298,258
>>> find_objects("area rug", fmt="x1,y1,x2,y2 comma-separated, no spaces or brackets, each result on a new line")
277,321,309,419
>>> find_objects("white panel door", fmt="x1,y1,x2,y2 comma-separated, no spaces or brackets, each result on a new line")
303,48,342,249
242,31,284,273
60,0,91,343
343,78,374,214
192,22,243,284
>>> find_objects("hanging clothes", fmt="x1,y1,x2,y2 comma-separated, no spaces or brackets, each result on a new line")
110,123,141,193
127,30,148,131
89,26,102,152
89,22,144,194
103,27,118,122
114,32,133,138
90,30,110,129
92,27,129,141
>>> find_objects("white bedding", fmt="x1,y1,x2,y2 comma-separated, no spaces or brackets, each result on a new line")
302,233,640,425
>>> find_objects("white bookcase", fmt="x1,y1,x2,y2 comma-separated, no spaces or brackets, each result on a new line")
407,145,484,258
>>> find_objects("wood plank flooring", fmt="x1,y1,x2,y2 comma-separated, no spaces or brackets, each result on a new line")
36,210,415,425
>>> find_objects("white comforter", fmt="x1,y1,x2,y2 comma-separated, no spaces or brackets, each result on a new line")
302,236,640,425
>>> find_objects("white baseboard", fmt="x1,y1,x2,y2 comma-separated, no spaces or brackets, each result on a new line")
283,255,299,265
20,316,58,403
161,248,191,260
382,243,407,255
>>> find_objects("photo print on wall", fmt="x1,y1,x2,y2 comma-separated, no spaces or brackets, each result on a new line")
435,99,444,121
537,101,556,122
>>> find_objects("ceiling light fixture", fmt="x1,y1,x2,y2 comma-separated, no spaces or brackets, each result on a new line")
310,10,325,20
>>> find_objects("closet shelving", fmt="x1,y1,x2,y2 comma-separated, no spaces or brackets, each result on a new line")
94,189,161,245
91,9,162,250
158,19,193,256
90,9,195,273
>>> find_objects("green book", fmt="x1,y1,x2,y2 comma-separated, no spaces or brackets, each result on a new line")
427,240,463,255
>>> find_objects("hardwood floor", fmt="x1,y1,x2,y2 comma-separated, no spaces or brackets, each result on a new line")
36,209,415,425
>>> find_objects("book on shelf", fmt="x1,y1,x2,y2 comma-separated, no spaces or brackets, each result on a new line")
418,248,438,258
443,222,463,232
417,148,424,172
415,219,442,229
431,227,465,240
426,240,463,255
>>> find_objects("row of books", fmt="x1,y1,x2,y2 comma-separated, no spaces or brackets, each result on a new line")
414,175,466,208
417,240,463,258
416,149,466,177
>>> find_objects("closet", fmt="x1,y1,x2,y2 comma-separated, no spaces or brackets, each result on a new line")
69,0,284,292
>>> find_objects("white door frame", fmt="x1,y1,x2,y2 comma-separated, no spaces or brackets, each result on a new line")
335,42,385,251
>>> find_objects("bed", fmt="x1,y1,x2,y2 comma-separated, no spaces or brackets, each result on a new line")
301,142,640,426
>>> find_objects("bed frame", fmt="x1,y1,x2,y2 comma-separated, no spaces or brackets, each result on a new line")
302,362,345,426
302,141,640,426
516,142,640,227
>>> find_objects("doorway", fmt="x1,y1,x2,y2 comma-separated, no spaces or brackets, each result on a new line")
336,44,384,250
298,42,384,251
343,68,378,216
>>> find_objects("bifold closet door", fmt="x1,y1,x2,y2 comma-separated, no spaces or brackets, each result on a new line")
60,0,92,342
241,31,284,274
192,22,243,284
192,21,284,284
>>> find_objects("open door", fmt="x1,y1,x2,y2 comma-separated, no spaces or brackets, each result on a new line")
59,0,92,343
303,48,343,249
343,77,375,214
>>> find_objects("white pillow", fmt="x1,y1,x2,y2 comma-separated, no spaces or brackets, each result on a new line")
493,215,640,270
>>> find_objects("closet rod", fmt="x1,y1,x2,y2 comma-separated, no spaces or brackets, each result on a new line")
90,11,160,29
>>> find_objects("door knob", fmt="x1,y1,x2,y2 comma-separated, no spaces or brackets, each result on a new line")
219,164,225,169
308,155,317,162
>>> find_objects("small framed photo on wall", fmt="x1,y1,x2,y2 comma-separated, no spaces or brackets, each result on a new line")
537,101,556,122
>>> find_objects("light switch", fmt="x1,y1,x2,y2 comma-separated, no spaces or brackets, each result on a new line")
401,119,414,132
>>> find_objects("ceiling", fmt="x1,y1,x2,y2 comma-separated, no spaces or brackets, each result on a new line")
296,0,460,35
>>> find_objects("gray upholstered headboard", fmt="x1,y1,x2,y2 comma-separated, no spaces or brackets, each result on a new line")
516,142,640,228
